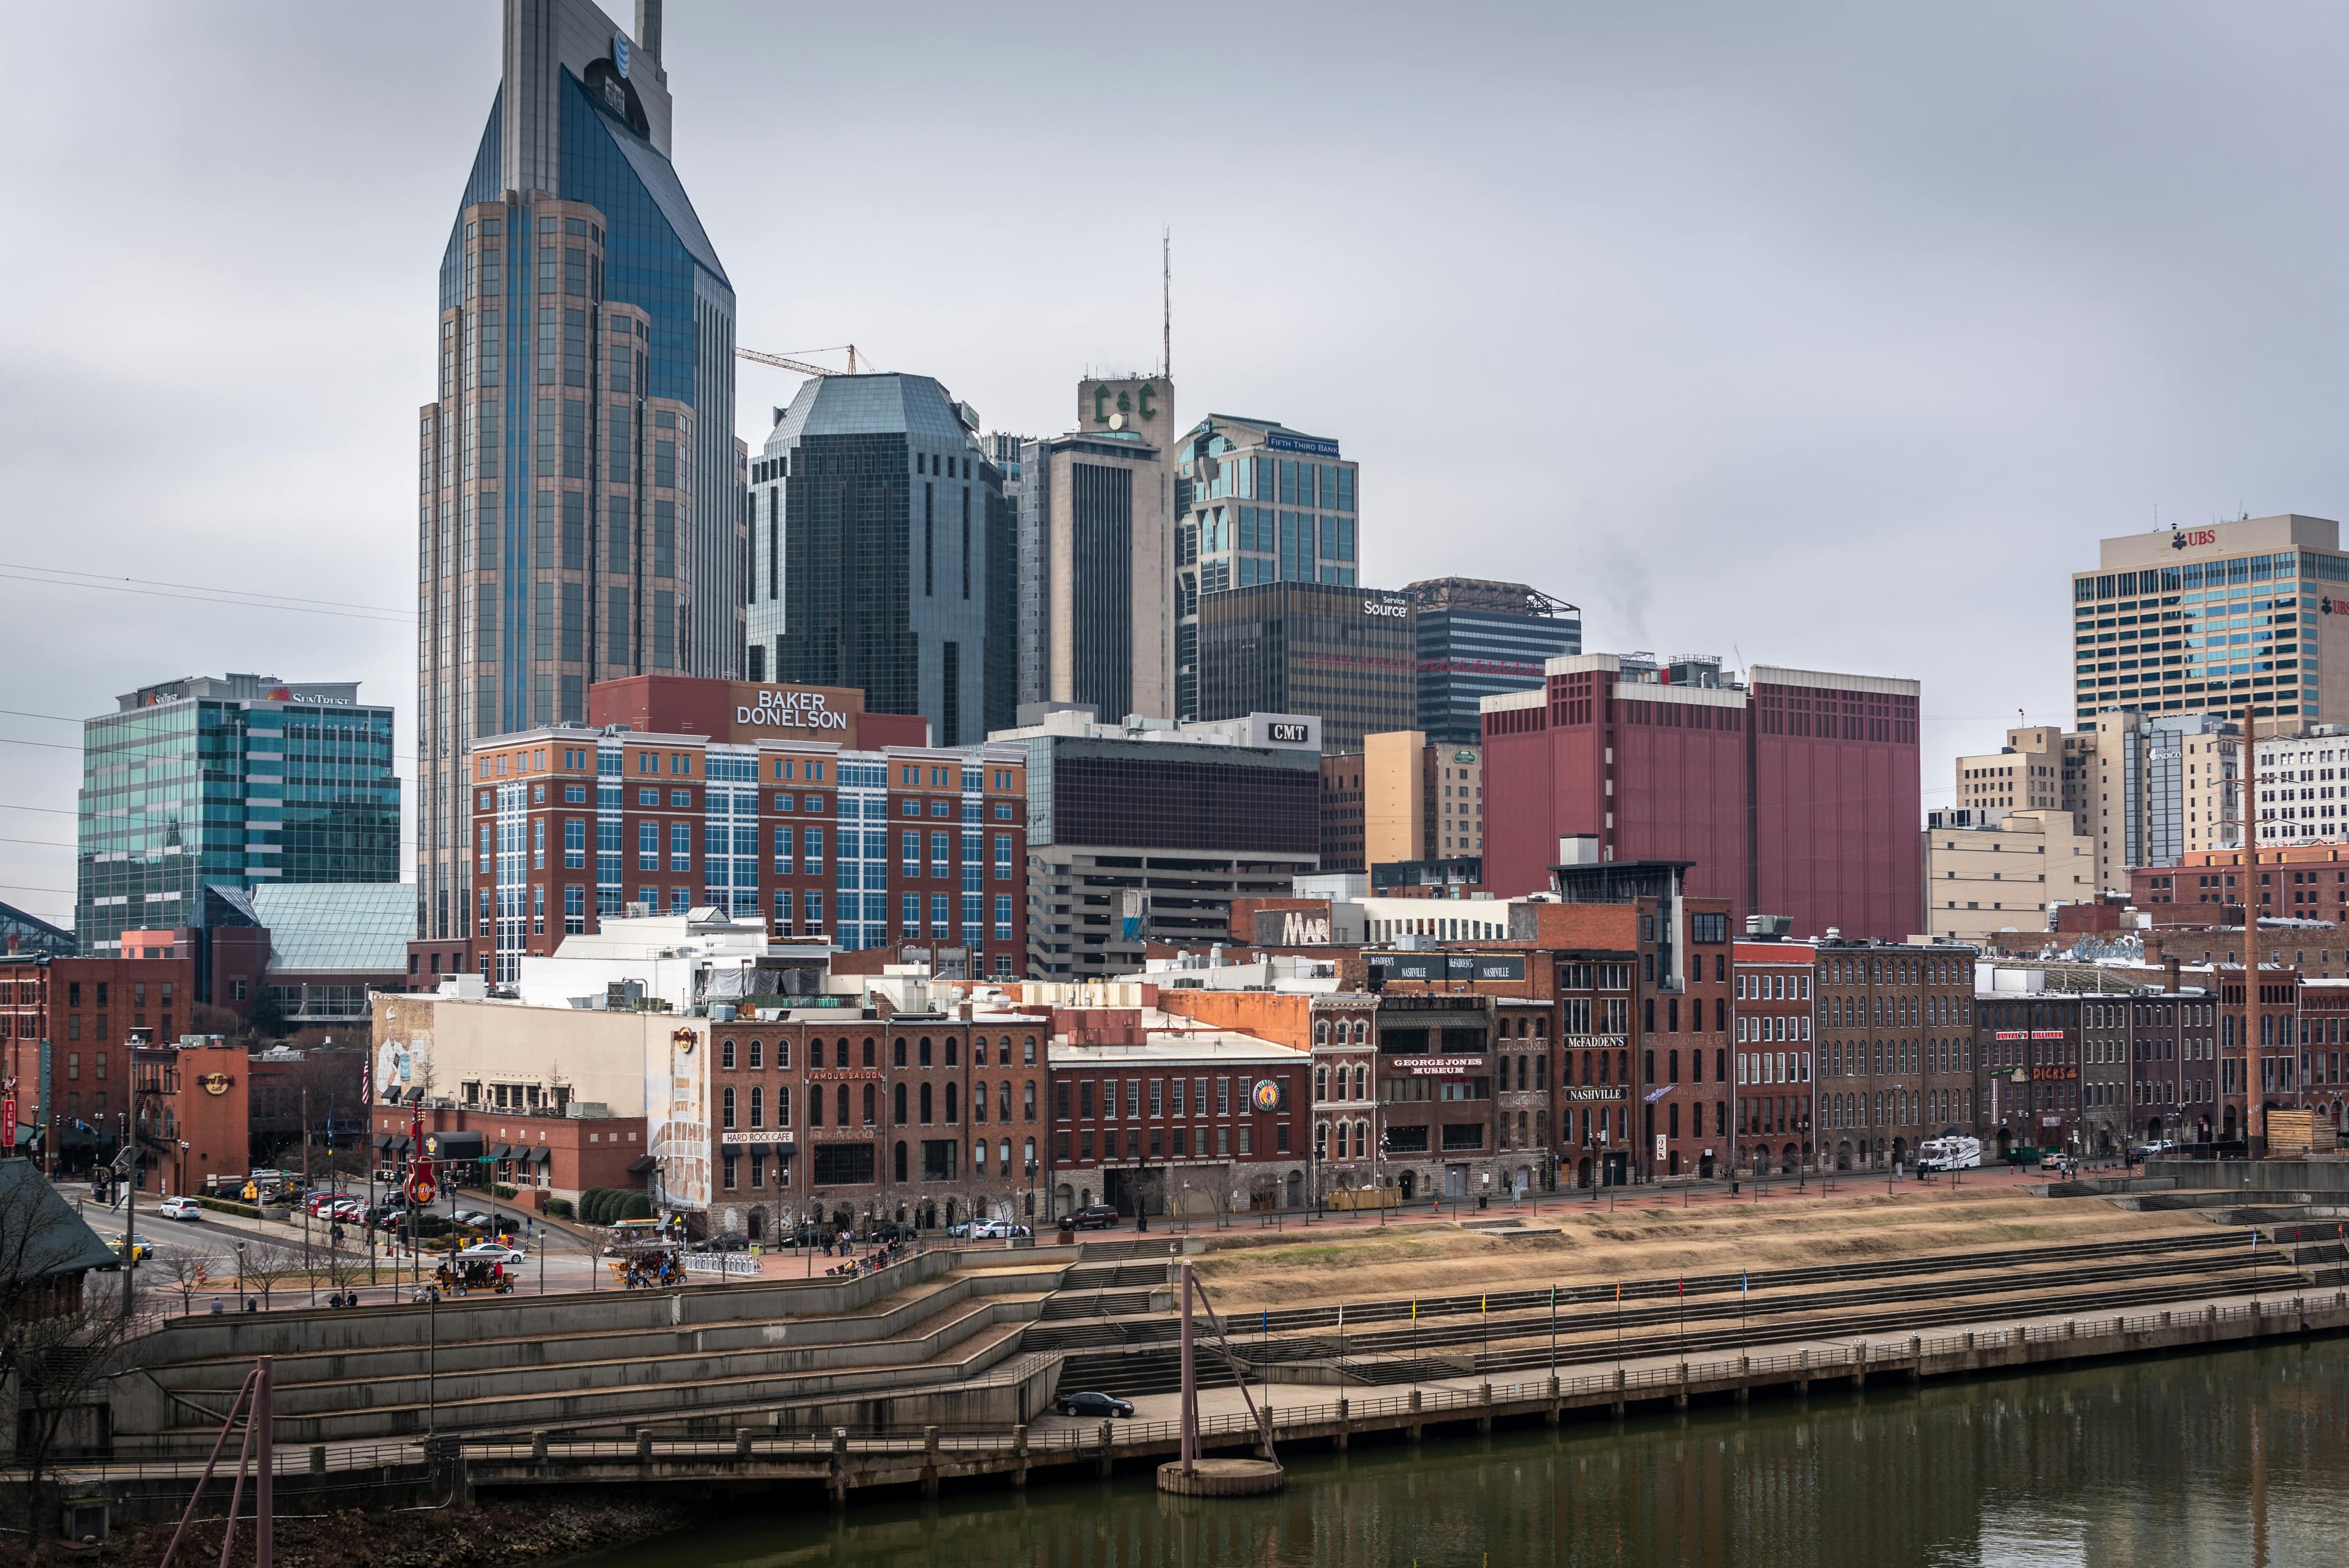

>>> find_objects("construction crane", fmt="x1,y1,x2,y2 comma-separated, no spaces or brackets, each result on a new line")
735,344,875,378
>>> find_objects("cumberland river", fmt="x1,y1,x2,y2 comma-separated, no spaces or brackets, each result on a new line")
569,1340,2348,1567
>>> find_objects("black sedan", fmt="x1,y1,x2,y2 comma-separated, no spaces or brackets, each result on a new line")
1067,1203,1123,1230
1055,1391,1135,1419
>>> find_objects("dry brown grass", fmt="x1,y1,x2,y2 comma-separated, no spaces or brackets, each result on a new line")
1185,1186,2210,1312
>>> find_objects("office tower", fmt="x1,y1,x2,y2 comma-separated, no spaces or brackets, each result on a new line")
1403,578,1581,746
76,675,399,956
2071,514,2349,729
1167,414,1360,721
1017,377,1176,721
416,0,740,949
747,374,1015,746
1192,581,1414,754
995,708,1324,980
1482,654,1921,941
1355,731,1485,867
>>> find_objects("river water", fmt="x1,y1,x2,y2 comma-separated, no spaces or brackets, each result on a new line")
564,1340,2347,1567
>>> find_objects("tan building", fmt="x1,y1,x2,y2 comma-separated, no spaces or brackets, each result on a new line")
2072,512,2348,731
1921,808,2096,945
1955,714,2238,892
1359,732,1483,867
1015,378,1177,722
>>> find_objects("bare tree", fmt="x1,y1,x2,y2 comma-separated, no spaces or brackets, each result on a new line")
155,1245,220,1317
232,1236,305,1310
0,1168,141,1561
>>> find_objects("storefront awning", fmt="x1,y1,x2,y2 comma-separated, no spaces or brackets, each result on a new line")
529,1146,552,1166
392,1135,411,1155
488,1144,511,1161
626,1156,656,1175
373,1134,392,1150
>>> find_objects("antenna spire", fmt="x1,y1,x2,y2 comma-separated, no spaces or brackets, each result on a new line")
1162,227,1171,381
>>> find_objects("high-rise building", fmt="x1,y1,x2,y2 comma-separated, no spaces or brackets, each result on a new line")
1195,581,1415,754
747,374,1015,747
1955,714,2236,890
993,708,1324,980
2252,726,2349,846
76,675,399,956
1402,578,1581,746
417,0,741,949
2071,514,2349,729
1353,731,1484,869
1919,808,2096,944
1017,377,1176,722
1168,415,1360,721
1481,654,1921,940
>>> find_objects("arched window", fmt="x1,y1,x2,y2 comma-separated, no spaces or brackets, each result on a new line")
861,1037,874,1068
777,1086,792,1127
1000,1035,1012,1063
973,1080,989,1122
809,1086,825,1127
836,1084,849,1126
974,1036,989,1066
920,1082,934,1124
1023,1137,1037,1173
1315,1020,1330,1044
721,1085,737,1129
1354,1065,1368,1099
863,1083,876,1126
919,1036,934,1068
1315,1066,1329,1102
721,1039,737,1069
893,1038,908,1068
946,1082,960,1123
749,1086,764,1128
1023,1082,1036,1121
1316,1121,1329,1159
1023,1035,1037,1065
998,1082,1011,1121
894,1140,908,1183
893,1082,907,1124
945,1036,960,1066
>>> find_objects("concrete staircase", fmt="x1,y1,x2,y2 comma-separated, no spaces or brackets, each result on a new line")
112,1252,1074,1448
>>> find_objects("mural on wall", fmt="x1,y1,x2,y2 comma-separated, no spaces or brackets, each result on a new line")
648,1021,709,1211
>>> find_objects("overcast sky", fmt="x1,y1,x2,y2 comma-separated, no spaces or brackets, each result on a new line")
8,1,2349,931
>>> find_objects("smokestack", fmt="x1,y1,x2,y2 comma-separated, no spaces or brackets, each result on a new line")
634,0,662,65
2164,954,2181,994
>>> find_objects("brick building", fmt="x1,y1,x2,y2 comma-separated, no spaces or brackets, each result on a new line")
129,1035,248,1198
1480,654,1920,941
419,674,1029,988
0,948,196,1169
1814,938,1977,1170
371,1103,650,1214
1732,936,1817,1175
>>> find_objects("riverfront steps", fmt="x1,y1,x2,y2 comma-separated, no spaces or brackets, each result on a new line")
407,1285,2349,1505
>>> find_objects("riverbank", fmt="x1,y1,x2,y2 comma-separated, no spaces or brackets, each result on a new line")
9,1492,689,1568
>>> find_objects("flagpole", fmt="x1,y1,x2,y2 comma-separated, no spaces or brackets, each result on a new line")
1549,1285,1557,1378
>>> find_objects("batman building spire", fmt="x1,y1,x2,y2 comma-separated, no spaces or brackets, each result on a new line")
413,0,740,960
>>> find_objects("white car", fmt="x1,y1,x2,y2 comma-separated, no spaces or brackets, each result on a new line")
971,1219,1033,1239
456,1242,526,1265
157,1196,202,1221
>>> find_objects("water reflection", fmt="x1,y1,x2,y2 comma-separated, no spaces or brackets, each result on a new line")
564,1340,2349,1567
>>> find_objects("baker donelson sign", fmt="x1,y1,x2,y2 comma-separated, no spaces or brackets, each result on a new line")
737,688,849,731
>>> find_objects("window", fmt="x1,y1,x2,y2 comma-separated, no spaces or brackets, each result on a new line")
637,822,658,869
563,819,585,867
670,822,691,869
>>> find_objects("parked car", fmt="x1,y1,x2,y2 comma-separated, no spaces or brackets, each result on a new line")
971,1220,1031,1239
2136,1139,2177,1159
456,1242,527,1266
452,1209,494,1229
1055,1391,1134,1419
157,1196,203,1222
1069,1203,1122,1231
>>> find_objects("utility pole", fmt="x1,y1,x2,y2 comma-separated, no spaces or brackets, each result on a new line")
2237,706,2264,1156
121,1109,136,1328
301,1084,313,1307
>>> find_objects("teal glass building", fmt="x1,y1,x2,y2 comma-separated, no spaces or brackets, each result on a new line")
75,675,400,956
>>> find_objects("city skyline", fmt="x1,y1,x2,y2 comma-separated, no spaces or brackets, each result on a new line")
19,4,2349,924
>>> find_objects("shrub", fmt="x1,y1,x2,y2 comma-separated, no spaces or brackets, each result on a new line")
491,1184,518,1200
617,1191,651,1220
544,1198,574,1219
195,1195,259,1219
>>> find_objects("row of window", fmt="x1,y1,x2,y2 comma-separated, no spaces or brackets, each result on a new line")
719,1078,1042,1130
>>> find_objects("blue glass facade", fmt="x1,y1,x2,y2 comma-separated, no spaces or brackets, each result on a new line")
76,680,399,956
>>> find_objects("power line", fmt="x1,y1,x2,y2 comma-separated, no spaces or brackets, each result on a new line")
0,570,412,626
0,804,73,816
0,883,72,896
0,838,69,850
1,563,411,617
0,736,78,752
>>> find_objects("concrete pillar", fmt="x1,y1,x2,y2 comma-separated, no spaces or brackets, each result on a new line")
1409,1388,1424,1442
1336,1397,1351,1451
635,1430,653,1462
1477,1383,1493,1436
1612,1365,1627,1417
530,1430,548,1462
1012,1423,1030,1488
922,1425,941,1499
735,1427,752,1457
1851,1343,1865,1391
1097,1420,1114,1479
828,1429,848,1507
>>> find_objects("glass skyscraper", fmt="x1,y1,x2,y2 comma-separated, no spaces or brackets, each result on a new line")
75,675,399,956
415,0,740,947
748,374,1016,746
1167,414,1359,722
1403,577,1582,746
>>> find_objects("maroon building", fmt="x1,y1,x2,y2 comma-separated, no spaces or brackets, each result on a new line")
1481,653,1920,941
